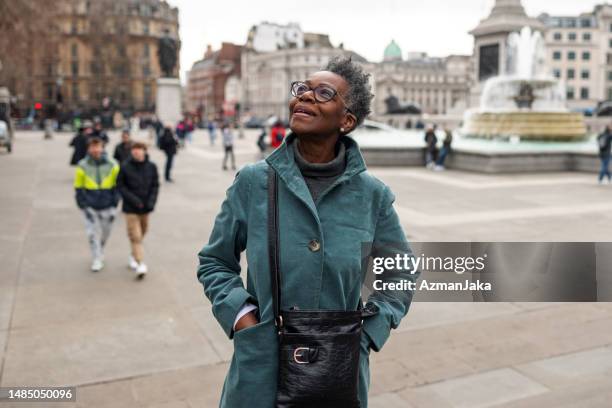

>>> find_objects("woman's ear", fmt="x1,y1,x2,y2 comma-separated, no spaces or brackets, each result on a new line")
340,112,357,134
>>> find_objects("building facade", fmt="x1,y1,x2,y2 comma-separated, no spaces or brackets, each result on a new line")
539,5,612,111
185,42,243,118
373,41,472,116
11,0,179,115
241,23,366,120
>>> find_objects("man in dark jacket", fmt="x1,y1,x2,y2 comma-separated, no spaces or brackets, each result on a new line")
159,126,178,182
424,127,438,169
92,121,109,145
598,126,612,184
116,142,159,278
74,137,120,271
70,127,89,166
113,130,132,164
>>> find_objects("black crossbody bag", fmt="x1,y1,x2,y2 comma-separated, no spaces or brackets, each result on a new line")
267,166,363,408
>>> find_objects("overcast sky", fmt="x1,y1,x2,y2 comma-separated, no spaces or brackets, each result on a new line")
169,0,606,82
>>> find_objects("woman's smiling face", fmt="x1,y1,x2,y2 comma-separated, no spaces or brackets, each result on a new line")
289,71,355,138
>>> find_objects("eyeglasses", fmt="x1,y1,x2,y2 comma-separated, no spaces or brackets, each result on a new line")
290,81,352,113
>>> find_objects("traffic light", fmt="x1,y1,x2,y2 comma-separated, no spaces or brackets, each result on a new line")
34,102,43,110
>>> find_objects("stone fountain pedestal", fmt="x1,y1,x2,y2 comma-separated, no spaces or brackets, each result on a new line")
156,77,182,126
462,111,587,141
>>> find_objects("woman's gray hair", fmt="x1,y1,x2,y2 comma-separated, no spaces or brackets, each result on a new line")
324,56,374,126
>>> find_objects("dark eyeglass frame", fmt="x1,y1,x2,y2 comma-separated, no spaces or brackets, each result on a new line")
290,81,353,114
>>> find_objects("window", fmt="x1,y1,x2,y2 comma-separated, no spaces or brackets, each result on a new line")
553,32,562,41
581,69,590,79
568,51,576,60
608,88,612,100
567,69,575,79
144,83,152,107
581,19,592,28
143,21,149,35
117,45,126,57
583,51,590,61
143,43,149,57
142,64,150,76
553,69,561,78
580,87,589,100
609,71,612,81
71,61,79,76
567,87,575,100
71,43,78,58
583,33,591,42
553,51,562,60
568,32,577,41
72,82,79,101
608,53,612,65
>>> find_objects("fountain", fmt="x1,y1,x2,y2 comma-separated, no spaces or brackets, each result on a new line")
461,27,587,141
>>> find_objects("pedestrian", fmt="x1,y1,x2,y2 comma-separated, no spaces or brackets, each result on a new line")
69,125,91,165
113,130,132,164
435,129,453,171
159,126,178,182
207,119,216,146
221,123,236,170
256,127,267,158
176,119,186,148
185,116,195,144
270,120,285,149
74,137,120,272
116,142,159,278
424,126,438,169
597,125,612,184
197,57,418,408
92,121,109,145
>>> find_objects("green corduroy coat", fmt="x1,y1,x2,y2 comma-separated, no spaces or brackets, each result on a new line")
197,133,417,407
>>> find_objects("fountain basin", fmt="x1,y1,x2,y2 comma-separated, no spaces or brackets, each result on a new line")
461,111,587,141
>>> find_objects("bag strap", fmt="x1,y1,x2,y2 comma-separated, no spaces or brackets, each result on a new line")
267,166,282,329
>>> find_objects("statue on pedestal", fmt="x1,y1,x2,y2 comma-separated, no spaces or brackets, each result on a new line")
158,29,178,78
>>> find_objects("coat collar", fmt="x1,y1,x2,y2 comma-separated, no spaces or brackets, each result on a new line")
265,132,367,221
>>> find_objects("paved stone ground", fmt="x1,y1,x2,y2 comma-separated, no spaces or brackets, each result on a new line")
1,129,611,408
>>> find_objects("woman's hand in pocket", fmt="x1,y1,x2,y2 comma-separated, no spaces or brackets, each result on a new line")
235,311,259,332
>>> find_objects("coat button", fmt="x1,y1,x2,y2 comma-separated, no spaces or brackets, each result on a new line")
308,239,321,252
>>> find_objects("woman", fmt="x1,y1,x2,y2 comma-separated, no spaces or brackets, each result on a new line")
159,126,178,182
197,57,417,407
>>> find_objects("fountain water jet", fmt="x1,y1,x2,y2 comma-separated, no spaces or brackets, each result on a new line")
462,27,586,141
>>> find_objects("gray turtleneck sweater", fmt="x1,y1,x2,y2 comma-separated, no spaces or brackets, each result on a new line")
293,139,347,202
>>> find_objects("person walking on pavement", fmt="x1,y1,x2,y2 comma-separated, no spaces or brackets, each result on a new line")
159,126,178,182
435,129,453,171
69,124,93,165
116,142,160,278
207,118,217,146
270,120,286,149
424,126,438,169
256,126,267,159
222,123,236,170
74,137,120,272
92,121,109,145
113,129,132,164
597,125,612,184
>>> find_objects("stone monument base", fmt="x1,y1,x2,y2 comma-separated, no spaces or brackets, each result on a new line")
156,77,182,126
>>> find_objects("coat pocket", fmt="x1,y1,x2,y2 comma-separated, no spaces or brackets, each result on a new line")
223,320,278,408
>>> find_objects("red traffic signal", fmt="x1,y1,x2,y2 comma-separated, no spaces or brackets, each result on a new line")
34,102,43,110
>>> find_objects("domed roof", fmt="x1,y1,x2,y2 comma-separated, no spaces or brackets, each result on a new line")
383,40,402,61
